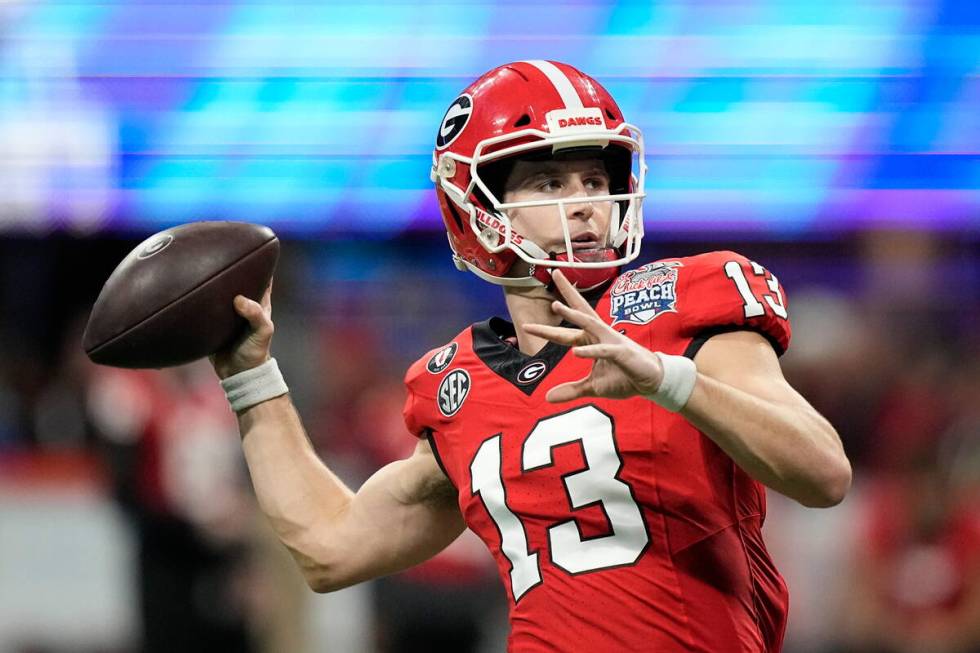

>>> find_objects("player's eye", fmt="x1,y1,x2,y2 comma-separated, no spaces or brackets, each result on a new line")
537,178,563,192
583,173,610,191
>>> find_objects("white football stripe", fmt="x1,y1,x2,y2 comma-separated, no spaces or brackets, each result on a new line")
523,60,584,109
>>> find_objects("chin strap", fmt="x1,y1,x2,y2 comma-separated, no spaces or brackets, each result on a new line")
512,232,619,292
531,248,620,292
455,256,543,287
454,251,619,291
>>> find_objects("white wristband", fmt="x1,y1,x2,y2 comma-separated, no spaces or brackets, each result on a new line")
220,357,289,413
644,352,697,413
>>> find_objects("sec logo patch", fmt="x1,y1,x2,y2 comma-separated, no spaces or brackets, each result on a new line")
438,369,470,417
426,342,458,374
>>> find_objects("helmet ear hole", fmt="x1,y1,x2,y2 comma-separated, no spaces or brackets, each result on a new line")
445,196,465,231
602,146,633,195
513,114,531,127
475,157,517,206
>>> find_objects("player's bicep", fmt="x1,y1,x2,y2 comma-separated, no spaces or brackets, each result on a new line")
693,330,807,408
319,438,464,590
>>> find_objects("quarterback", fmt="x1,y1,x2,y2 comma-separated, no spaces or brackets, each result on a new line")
212,61,852,652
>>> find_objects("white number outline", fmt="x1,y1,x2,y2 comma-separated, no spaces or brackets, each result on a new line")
471,434,542,601
470,405,649,602
724,260,788,319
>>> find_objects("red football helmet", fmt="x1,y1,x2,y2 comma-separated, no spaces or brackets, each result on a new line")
431,60,646,290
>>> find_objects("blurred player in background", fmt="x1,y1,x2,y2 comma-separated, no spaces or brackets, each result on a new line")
211,61,852,652
86,362,260,653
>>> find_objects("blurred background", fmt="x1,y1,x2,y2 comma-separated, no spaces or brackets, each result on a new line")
1,1,978,652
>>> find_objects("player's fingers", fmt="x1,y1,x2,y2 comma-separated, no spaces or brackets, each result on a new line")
551,270,600,317
523,323,589,346
549,299,588,324
234,295,273,334
546,377,596,403
572,343,622,361
261,279,274,315
233,294,250,317
550,300,608,338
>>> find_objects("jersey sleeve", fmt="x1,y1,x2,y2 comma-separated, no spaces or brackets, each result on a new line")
402,358,432,439
678,250,792,356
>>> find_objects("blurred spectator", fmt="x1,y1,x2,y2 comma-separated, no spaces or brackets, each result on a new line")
839,424,980,653
85,361,261,653
0,329,31,448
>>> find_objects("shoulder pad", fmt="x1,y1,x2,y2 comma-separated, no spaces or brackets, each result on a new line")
403,328,471,438
675,251,792,355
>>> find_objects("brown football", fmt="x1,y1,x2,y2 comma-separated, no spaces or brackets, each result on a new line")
82,221,279,368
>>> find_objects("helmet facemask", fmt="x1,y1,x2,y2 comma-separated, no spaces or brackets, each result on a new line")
436,124,646,291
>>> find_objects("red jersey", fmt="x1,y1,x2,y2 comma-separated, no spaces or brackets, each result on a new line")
403,251,792,652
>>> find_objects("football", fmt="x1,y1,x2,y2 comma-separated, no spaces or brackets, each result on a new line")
82,221,279,368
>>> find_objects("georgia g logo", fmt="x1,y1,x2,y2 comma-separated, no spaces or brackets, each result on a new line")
435,94,473,150
426,342,458,374
437,369,470,417
517,360,547,385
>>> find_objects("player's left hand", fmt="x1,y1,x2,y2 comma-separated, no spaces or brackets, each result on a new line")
524,270,666,403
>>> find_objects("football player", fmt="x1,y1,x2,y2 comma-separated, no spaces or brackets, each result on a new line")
212,61,852,652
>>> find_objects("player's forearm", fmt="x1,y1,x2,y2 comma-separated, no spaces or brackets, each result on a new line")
237,395,356,582
680,373,851,507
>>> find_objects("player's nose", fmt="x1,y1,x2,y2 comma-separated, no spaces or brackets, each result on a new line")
565,177,595,220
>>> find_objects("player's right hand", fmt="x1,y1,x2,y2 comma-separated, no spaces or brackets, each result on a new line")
210,283,274,379
524,270,665,403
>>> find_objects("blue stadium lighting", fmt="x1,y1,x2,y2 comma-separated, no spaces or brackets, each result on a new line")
0,0,976,235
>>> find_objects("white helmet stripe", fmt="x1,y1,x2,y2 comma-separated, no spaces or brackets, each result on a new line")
522,60,584,110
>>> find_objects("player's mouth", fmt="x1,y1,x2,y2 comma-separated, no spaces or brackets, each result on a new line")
570,231,601,251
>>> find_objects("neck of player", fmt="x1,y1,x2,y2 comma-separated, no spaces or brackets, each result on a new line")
503,282,562,356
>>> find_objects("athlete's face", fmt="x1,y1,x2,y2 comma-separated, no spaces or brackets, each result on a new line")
501,157,612,257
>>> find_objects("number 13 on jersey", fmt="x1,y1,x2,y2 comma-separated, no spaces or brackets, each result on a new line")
470,405,649,601
724,260,788,319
